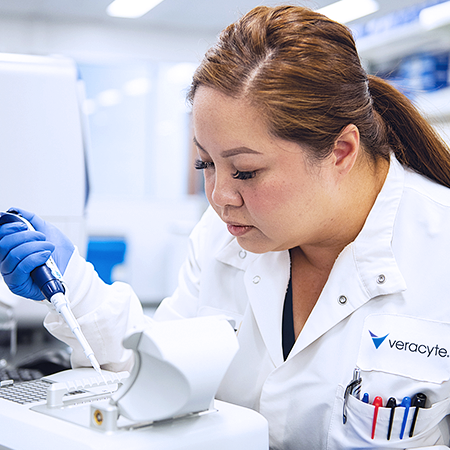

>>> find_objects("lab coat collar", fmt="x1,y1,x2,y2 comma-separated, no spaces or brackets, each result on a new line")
216,154,407,293
352,154,407,299
215,236,260,270
292,155,407,357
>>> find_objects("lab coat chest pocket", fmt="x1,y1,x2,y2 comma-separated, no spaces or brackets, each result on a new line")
327,314,450,449
327,384,450,449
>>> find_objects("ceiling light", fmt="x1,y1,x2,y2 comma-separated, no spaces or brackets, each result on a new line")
419,1,450,30
317,0,379,23
106,0,164,19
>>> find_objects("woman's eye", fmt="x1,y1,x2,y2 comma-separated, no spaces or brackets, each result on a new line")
194,159,214,170
232,170,257,180
195,160,255,180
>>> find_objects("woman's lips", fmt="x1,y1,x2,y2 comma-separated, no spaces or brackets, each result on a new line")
226,223,254,237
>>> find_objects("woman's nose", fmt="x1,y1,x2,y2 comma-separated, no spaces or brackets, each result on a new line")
210,174,243,208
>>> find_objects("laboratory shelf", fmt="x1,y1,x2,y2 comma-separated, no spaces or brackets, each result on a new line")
357,21,450,66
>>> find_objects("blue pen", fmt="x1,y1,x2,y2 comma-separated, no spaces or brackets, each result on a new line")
362,393,369,403
399,396,411,439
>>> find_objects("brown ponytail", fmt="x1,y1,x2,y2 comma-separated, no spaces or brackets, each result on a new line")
188,5,450,187
368,75,450,187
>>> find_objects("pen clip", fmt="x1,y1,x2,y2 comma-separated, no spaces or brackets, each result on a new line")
409,393,427,438
343,368,362,424
371,396,383,439
386,397,396,440
399,396,411,439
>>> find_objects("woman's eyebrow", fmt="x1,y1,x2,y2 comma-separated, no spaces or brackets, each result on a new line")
193,136,262,158
220,147,263,157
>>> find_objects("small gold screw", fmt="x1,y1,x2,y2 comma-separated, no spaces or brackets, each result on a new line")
94,410,103,425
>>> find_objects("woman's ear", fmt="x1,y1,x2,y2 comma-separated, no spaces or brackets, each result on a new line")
332,124,360,176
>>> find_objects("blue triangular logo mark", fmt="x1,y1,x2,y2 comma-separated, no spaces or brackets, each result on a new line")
369,330,389,349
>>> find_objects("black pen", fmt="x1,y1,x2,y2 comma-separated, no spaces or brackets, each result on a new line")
409,393,427,437
386,397,396,440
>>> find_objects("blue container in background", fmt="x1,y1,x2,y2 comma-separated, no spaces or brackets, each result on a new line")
398,51,449,92
375,50,449,100
86,237,127,284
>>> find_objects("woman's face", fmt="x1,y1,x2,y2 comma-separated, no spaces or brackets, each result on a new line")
192,87,343,254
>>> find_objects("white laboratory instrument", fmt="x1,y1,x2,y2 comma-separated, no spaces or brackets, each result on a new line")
0,52,88,328
0,316,269,450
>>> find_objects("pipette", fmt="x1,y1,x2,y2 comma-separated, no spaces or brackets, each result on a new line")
0,211,103,376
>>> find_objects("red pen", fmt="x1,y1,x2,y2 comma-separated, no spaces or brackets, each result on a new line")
371,396,383,439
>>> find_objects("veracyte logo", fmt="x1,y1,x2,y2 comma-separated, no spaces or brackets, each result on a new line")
369,331,389,349
368,330,450,358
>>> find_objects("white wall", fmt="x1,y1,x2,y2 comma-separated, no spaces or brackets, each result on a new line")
0,16,215,305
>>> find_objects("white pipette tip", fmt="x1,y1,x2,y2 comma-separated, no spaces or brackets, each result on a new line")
88,353,102,375
88,354,112,393
50,293,110,390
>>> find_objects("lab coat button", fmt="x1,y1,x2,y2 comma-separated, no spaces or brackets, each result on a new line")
253,276,261,284
239,250,247,259
338,295,347,305
377,274,386,284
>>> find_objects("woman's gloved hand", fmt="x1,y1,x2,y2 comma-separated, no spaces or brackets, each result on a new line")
0,208,75,300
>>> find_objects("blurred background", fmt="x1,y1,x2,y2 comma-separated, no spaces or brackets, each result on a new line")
0,0,449,356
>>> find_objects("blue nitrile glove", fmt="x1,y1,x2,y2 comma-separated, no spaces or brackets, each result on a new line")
0,208,75,300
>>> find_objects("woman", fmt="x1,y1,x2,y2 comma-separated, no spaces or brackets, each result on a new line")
2,5,450,449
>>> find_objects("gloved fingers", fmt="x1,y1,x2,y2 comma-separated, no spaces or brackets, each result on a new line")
0,243,53,301
2,271,44,301
0,209,64,301
8,207,46,232
6,208,74,275
1,241,54,276
0,221,28,239
0,228,49,262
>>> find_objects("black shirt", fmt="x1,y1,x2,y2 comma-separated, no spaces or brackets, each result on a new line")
282,275,295,360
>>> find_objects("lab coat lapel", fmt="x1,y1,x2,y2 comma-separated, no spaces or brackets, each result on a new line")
216,239,290,368
244,251,290,368
292,245,370,355
291,243,406,357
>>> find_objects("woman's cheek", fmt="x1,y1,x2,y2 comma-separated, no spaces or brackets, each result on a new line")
244,185,284,215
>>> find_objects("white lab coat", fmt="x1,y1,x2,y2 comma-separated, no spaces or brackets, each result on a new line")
45,156,450,449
